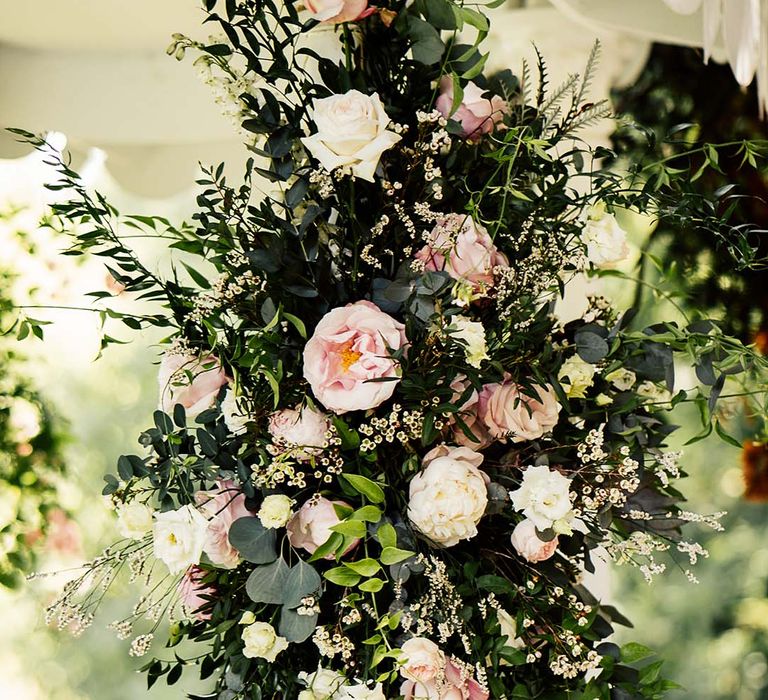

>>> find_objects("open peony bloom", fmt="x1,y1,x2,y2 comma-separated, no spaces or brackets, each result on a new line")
435,76,507,141
510,518,558,563
304,0,372,23
287,496,359,557
408,445,488,547
268,404,331,460
177,565,215,621
478,378,561,442
301,90,401,181
415,214,508,294
195,479,256,569
303,300,407,413
158,351,228,419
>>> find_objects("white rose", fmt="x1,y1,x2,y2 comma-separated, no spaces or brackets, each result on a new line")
9,397,41,442
258,494,294,529
221,389,251,435
241,621,289,662
268,405,331,461
301,90,401,182
557,356,596,399
605,367,636,391
298,667,348,699
117,500,155,540
152,505,209,574
399,637,445,683
636,381,673,410
497,609,525,650
581,203,630,268
595,393,613,406
509,465,573,532
337,682,386,700
408,445,488,547
447,316,489,368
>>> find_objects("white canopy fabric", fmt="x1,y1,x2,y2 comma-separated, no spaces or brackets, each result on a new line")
0,0,652,199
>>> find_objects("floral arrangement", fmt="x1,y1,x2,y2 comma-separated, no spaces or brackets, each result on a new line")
16,0,768,697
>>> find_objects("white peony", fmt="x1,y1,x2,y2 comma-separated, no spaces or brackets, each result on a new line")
152,505,209,574
221,388,251,435
497,609,525,650
557,356,596,399
298,667,348,699
241,621,289,662
605,367,636,391
447,316,489,368
117,500,155,540
337,682,386,700
258,494,294,529
581,203,630,268
408,445,488,547
509,465,573,533
301,90,401,182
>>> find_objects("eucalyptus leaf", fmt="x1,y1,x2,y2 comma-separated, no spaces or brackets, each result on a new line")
229,517,277,565
245,558,290,605
283,559,322,609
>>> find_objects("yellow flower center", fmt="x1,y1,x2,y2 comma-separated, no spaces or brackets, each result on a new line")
339,342,362,372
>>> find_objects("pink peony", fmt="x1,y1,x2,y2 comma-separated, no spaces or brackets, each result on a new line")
478,378,561,442
450,376,493,448
177,565,216,621
158,351,228,419
435,76,507,141
304,0,373,23
510,519,558,563
414,215,508,293
400,637,445,684
268,405,331,461
444,659,490,700
400,656,489,700
286,496,359,558
303,300,407,413
195,479,255,569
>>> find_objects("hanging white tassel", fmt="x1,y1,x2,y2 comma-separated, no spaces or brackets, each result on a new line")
662,0,703,14
701,0,722,64
721,0,760,86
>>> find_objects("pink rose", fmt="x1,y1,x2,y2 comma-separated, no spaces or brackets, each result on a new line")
158,351,228,419
435,76,507,141
303,300,407,413
414,215,508,293
449,376,492,448
286,496,359,558
305,0,373,23
511,519,558,563
177,565,215,621
195,479,255,569
444,659,490,700
45,509,82,557
268,405,331,461
478,378,561,442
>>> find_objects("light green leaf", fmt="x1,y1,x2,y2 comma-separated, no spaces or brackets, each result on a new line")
381,547,415,565
341,474,386,504
344,558,381,577
324,566,361,587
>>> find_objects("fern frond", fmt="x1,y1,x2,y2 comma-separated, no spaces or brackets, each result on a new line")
533,44,548,109
575,40,601,106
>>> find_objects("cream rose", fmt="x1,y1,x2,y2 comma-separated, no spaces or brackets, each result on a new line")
435,76,507,141
557,356,596,399
117,500,155,540
221,388,251,435
414,214,508,294
509,465,573,533
258,494,294,529
447,316,489,368
637,380,673,410
337,683,386,700
399,637,445,683
303,300,407,413
287,496,359,557
153,505,209,574
478,378,561,442
268,405,331,459
408,445,488,547
581,203,630,268
298,667,348,699
241,621,289,661
510,518,559,563
305,0,370,23
158,351,228,419
605,367,636,391
301,90,401,182
497,609,525,650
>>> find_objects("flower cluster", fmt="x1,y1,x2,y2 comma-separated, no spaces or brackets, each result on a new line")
25,0,768,698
